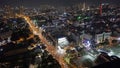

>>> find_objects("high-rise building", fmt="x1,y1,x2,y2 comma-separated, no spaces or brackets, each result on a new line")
82,2,86,11
19,6,24,15
3,5,14,18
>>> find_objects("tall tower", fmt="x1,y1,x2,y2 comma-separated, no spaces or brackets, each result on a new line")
82,2,86,11
99,4,102,16
83,2,86,10
19,6,24,15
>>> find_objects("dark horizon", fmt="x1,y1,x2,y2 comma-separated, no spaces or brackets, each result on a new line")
0,0,120,8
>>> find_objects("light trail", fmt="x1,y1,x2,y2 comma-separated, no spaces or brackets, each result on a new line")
17,14,69,68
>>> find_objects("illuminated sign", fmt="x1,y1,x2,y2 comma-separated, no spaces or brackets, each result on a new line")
58,37,69,48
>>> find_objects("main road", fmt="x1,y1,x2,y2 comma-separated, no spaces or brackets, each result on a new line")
17,14,70,68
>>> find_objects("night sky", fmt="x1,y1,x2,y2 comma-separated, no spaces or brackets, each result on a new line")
0,0,120,7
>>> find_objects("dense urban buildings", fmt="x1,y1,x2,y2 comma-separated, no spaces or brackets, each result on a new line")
0,0,120,68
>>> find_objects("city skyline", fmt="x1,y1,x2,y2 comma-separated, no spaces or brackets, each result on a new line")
0,0,120,67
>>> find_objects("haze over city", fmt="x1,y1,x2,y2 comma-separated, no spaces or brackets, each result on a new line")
0,0,120,7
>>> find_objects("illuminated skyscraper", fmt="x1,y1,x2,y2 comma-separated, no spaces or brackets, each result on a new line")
19,6,24,15
83,2,86,11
